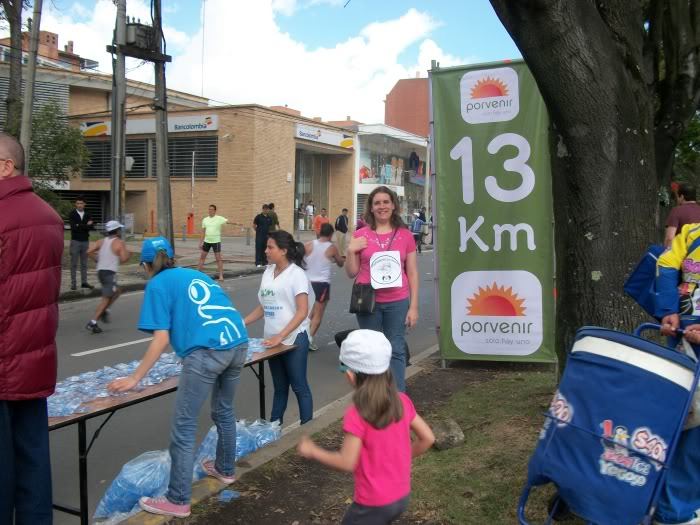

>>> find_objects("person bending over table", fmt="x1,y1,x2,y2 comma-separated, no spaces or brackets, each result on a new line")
107,236,248,519
244,230,315,425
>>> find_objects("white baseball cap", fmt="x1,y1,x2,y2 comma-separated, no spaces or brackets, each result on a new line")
105,220,124,232
340,329,392,375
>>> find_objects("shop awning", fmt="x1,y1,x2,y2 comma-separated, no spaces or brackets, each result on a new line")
295,139,354,155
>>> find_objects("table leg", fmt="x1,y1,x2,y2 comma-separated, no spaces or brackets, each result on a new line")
78,420,89,525
258,361,265,420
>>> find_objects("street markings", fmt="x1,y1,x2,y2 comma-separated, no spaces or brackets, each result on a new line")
71,337,153,357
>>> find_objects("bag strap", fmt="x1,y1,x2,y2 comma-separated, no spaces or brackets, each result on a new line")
689,236,700,255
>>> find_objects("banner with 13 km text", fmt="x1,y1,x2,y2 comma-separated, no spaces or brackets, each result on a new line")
430,60,556,363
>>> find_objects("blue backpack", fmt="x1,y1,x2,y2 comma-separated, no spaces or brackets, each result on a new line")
624,240,700,319
624,245,665,320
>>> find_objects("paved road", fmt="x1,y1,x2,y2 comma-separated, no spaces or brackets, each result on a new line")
51,253,438,523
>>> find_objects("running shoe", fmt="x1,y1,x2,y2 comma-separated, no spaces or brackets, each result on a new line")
201,460,236,484
85,321,102,334
139,496,191,518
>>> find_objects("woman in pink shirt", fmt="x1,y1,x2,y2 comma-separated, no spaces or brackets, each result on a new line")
345,186,419,391
298,330,434,524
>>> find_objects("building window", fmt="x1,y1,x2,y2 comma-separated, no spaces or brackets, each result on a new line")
125,139,147,178
152,136,218,178
83,140,110,178
84,139,149,178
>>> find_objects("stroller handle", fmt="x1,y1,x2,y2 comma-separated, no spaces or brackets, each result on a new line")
634,322,684,337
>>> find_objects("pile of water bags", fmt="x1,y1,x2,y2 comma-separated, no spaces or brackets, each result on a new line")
48,340,266,417
94,419,281,522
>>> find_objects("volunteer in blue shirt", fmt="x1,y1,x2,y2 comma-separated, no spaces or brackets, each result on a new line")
107,237,248,519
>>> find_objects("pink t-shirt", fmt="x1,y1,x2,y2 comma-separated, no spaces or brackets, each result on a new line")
342,393,417,506
352,226,416,303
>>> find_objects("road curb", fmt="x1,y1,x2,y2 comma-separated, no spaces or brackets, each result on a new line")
121,344,440,525
58,267,265,303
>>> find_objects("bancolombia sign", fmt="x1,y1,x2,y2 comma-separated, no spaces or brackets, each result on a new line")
80,115,219,136
295,124,354,149
431,61,556,363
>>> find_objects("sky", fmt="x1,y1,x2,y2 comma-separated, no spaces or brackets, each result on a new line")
8,0,521,123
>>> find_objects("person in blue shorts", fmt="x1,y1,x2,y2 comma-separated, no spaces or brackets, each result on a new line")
108,236,248,519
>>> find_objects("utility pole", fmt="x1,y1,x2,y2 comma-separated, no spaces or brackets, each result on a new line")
153,0,174,247
109,0,127,222
19,0,43,166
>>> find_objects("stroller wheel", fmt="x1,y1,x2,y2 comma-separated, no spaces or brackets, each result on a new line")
547,494,573,521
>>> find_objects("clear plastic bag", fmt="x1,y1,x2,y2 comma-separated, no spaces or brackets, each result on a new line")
191,420,280,481
248,419,281,448
94,450,171,519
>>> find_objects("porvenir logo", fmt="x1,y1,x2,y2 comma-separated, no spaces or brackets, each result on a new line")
451,270,542,356
460,67,519,124
466,283,525,316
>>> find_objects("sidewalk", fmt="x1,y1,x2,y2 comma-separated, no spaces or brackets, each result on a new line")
59,231,319,301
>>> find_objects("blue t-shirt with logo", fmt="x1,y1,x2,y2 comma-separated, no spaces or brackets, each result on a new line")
138,267,248,357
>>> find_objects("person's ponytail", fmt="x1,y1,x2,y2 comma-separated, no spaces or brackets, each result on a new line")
268,230,306,269
292,241,306,269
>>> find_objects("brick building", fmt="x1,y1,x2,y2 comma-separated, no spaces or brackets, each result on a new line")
384,77,429,137
68,106,356,235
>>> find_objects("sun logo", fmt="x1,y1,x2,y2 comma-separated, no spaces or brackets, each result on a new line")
466,283,526,316
470,77,509,99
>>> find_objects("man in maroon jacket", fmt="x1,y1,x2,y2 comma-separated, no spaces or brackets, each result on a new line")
0,132,63,524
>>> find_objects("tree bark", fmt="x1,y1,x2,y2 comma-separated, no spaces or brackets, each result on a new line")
490,0,658,362
1,0,23,137
650,0,700,186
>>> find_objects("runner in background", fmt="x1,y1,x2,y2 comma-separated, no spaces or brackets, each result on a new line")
304,223,344,351
85,220,131,334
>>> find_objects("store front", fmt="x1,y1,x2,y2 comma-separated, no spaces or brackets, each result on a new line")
294,123,354,231
355,124,428,224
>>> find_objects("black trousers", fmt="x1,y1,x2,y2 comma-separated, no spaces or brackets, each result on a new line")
255,237,267,266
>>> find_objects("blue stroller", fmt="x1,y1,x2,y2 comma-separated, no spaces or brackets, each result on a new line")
518,324,700,525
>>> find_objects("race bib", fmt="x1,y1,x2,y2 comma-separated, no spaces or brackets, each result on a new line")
370,250,402,290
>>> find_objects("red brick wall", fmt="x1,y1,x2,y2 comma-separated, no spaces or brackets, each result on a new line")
384,78,429,137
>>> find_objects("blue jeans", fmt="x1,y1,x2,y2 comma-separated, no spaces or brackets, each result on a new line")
356,298,409,392
657,316,700,523
167,347,246,505
0,398,52,525
269,331,313,424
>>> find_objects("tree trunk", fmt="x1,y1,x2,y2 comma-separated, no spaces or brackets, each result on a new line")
2,0,22,137
490,0,657,362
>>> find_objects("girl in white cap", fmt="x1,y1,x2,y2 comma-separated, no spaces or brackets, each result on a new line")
297,329,434,524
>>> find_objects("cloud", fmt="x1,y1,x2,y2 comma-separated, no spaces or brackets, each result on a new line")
5,0,470,123
271,0,298,16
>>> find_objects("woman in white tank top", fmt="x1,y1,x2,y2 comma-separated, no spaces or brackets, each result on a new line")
304,223,344,351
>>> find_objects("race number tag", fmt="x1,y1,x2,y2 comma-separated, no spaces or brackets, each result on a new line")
370,250,402,289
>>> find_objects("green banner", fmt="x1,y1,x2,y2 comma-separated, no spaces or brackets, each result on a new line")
430,60,556,363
